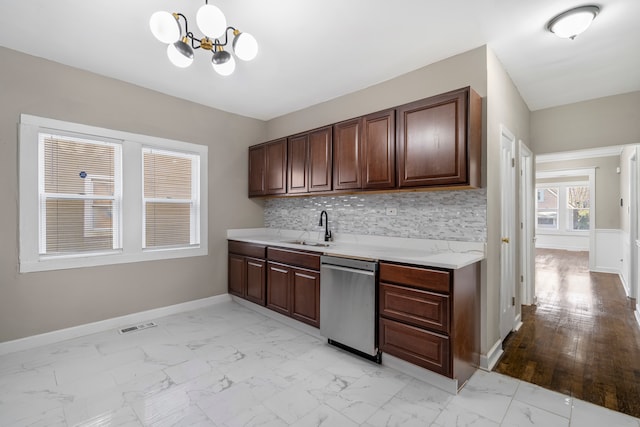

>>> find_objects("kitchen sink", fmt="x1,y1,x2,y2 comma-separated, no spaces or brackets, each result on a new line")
280,239,332,248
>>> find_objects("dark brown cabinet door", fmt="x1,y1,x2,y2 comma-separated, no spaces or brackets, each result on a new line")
248,145,266,196
245,258,266,306
267,262,291,316
308,126,332,192
397,88,468,187
291,268,320,327
287,133,308,194
265,138,287,195
333,118,362,190
228,254,246,297
362,109,395,189
380,317,451,376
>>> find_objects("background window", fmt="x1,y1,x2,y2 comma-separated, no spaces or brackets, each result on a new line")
536,187,558,229
39,133,121,255
143,148,200,249
567,186,590,230
536,182,590,233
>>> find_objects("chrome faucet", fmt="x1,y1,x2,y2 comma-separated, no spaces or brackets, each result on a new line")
319,210,332,242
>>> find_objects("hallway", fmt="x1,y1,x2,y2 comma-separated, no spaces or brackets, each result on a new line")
495,248,640,418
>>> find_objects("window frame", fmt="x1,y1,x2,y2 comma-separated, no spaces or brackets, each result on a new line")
535,180,590,235
142,147,201,250
19,114,208,273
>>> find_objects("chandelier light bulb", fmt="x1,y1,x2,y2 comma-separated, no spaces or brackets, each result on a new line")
212,54,236,76
547,5,600,39
167,39,194,68
196,4,227,38
149,11,181,44
232,31,258,61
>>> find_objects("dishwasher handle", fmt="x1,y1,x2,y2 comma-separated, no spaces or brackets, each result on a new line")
321,263,376,277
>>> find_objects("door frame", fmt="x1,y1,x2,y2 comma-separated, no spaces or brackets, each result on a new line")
519,141,535,305
500,125,517,341
536,167,596,270
629,149,638,300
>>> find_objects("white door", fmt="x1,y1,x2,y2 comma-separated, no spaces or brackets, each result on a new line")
519,142,535,305
500,126,517,340
629,150,638,300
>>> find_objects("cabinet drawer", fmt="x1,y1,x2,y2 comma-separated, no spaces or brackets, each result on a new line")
267,247,320,270
380,283,449,334
228,240,266,259
380,318,450,377
380,262,450,294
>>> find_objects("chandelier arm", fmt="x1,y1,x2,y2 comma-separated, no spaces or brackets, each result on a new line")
213,27,235,48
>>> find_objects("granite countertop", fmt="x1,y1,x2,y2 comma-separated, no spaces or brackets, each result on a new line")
227,228,485,270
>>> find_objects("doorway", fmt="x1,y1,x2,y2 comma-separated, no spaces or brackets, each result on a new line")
519,142,534,306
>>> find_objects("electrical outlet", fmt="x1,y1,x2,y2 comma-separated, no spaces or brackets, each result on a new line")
386,207,397,216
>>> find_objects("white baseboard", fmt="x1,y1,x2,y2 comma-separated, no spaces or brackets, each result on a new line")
479,339,503,371
590,266,621,274
514,317,523,332
0,294,231,356
231,296,323,339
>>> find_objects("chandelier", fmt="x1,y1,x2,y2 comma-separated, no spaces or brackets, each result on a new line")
149,1,258,76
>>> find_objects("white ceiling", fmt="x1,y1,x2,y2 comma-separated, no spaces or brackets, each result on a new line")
1,0,638,120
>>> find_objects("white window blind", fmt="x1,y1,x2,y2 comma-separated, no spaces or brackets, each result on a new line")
39,133,122,255
143,148,200,249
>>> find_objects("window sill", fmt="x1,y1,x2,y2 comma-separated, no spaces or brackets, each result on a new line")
536,230,589,236
19,246,208,273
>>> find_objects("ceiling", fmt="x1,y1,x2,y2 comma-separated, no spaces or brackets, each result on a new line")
0,0,638,121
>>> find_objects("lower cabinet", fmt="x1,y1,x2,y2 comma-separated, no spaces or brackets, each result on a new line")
379,261,479,386
266,247,320,328
267,261,320,327
228,241,267,306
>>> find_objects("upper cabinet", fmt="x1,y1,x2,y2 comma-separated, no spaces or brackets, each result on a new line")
288,126,332,194
362,109,395,189
248,86,481,198
333,118,362,190
397,87,481,188
248,138,287,196
333,109,396,191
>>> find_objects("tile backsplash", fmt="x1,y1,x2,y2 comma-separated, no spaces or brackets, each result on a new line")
264,189,487,242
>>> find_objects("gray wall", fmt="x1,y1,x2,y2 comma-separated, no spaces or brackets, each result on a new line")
537,156,621,229
266,47,488,140
531,92,640,155
0,47,266,343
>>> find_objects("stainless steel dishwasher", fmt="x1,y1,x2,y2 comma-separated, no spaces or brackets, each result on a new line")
320,255,380,362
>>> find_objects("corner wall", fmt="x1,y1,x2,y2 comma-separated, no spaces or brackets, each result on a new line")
0,47,266,343
485,48,531,362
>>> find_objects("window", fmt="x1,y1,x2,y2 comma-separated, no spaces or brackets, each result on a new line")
39,133,122,255
19,114,208,272
536,181,589,233
536,187,558,229
143,148,200,249
567,186,590,230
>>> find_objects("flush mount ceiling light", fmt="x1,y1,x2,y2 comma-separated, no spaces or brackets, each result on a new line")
547,5,600,40
149,1,258,76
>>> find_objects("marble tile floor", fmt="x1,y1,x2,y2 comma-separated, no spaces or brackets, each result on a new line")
1,300,639,427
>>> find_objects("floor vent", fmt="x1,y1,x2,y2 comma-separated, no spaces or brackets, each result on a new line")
118,321,158,334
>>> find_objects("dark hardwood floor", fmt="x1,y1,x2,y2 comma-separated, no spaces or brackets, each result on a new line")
495,248,640,418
